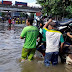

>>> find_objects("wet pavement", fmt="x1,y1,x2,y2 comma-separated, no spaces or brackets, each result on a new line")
0,23,72,72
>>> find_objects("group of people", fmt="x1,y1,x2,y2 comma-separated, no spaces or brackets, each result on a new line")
8,16,15,30
20,17,72,67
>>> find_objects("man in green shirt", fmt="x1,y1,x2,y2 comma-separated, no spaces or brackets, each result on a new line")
20,18,39,62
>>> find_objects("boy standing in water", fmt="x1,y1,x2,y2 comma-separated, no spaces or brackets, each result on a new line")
20,18,39,62
36,21,46,56
8,16,11,30
43,21,64,66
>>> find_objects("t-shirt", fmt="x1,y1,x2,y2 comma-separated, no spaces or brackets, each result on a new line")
12,20,15,24
20,26,39,49
43,28,64,53
42,28,46,42
39,28,43,34
8,19,11,24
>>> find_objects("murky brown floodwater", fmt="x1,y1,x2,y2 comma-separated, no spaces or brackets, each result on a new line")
0,23,72,72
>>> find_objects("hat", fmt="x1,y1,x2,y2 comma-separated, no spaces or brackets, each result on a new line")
49,22,57,28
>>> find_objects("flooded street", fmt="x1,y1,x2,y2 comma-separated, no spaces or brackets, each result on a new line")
0,23,72,72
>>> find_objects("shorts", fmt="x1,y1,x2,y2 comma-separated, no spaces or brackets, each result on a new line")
44,52,59,66
36,45,46,56
37,45,46,51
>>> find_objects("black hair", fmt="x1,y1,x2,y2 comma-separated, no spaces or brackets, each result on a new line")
48,16,52,19
39,19,44,28
27,17,34,25
48,16,54,20
40,19,43,25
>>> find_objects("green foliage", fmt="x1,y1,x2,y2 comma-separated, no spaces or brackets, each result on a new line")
65,6,72,18
66,6,72,13
2,12,5,17
20,13,29,18
36,0,72,18
25,14,28,19
20,13,26,17
29,13,34,18
20,13,23,17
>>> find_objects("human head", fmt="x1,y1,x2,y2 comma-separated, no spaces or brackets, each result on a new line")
12,18,14,20
48,22,56,30
40,22,43,28
40,23,43,26
26,18,34,26
48,16,52,19
39,19,43,28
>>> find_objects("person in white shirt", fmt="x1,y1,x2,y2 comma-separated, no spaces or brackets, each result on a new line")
43,21,64,66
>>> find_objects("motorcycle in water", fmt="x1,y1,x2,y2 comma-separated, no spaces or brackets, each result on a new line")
58,20,72,44
36,18,72,62
57,20,72,63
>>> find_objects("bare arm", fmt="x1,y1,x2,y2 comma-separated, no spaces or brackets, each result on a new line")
20,36,25,39
60,42,64,52
68,35,72,38
20,36,24,39
67,32,72,38
43,18,52,28
61,42,64,49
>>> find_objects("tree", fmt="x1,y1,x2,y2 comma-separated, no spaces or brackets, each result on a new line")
36,0,72,18
65,6,72,18
20,13,23,17
2,12,5,17
25,14,28,19
29,13,34,18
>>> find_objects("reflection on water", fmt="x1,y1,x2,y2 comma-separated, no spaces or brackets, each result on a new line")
0,23,72,72
65,65,72,72
20,61,66,72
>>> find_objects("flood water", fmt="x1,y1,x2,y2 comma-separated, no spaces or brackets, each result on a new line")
0,23,72,72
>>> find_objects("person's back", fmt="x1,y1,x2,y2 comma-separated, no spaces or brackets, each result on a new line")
45,29,62,52
8,17,12,30
20,18,39,62
43,22,64,66
8,18,11,24
21,26,39,48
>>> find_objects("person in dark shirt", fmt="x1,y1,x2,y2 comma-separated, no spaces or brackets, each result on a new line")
66,32,72,65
